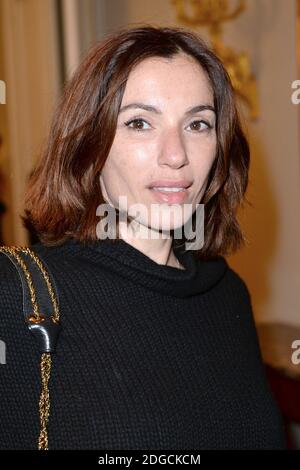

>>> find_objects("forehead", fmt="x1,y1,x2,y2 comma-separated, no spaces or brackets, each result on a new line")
122,53,213,101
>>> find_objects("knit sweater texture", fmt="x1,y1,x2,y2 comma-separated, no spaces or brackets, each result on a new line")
0,237,286,449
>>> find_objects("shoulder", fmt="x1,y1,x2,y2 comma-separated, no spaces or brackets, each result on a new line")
0,243,62,300
215,262,266,366
216,260,258,332
0,249,22,303
27,239,91,270
222,264,264,357
0,248,36,361
0,249,25,339
0,243,64,326
202,254,252,304
222,261,253,304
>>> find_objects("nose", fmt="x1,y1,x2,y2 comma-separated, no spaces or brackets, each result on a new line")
157,127,188,169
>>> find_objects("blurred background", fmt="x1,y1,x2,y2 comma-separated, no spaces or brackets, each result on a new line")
0,0,299,449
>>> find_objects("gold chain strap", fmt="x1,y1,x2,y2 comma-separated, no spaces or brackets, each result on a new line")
0,246,61,450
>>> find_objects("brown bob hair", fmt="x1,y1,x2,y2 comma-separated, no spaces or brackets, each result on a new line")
22,25,250,260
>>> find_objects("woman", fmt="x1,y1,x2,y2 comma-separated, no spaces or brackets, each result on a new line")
0,25,286,450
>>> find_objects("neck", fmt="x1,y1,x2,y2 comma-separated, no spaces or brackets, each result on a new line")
118,220,185,269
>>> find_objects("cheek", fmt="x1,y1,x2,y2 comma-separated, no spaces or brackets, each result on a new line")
101,148,146,200
188,149,216,203
125,139,157,167
189,138,217,172
110,136,155,169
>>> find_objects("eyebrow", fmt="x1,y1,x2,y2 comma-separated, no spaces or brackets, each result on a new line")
119,102,216,116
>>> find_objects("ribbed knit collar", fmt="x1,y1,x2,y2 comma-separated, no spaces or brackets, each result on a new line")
65,237,229,299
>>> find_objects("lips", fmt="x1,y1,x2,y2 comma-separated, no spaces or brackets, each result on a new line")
148,179,192,189
147,180,192,204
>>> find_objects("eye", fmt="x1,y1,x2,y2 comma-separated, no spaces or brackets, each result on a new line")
124,118,151,131
187,120,212,132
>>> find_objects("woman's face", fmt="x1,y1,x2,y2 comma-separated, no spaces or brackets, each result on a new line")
99,52,217,237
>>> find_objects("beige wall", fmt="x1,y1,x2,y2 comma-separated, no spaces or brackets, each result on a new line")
0,0,61,244
223,0,300,328
0,15,13,244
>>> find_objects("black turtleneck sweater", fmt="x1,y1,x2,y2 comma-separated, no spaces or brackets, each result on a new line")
0,237,286,450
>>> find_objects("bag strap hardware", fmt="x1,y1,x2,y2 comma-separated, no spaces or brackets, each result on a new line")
0,245,61,450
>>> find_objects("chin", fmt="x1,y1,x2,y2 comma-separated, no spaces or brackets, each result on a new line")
123,201,195,237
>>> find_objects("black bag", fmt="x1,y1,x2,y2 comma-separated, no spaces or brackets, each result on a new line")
0,246,61,450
